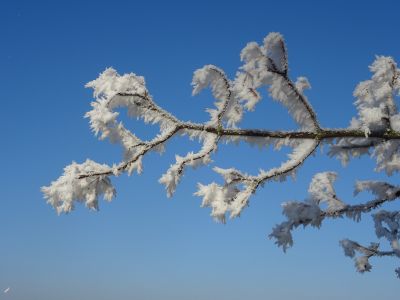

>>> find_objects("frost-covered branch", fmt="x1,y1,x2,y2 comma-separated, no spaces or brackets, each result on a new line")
270,172,400,275
238,33,319,130
159,133,219,197
340,209,400,277
43,32,400,278
340,239,398,274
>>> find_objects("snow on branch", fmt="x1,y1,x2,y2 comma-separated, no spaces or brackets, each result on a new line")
43,32,400,278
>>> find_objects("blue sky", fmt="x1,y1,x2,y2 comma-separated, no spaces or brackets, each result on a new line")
1,0,400,299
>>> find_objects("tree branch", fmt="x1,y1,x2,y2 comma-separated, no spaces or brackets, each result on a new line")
43,32,400,279
324,189,400,220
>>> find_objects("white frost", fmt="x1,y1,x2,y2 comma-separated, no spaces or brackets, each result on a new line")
159,134,218,197
308,172,346,212
42,160,115,214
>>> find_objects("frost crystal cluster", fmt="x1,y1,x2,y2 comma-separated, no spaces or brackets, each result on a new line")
43,32,400,278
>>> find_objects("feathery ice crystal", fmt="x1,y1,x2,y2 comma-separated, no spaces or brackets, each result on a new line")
43,32,400,278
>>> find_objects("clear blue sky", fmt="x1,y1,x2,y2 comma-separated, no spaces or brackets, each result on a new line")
1,0,399,299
